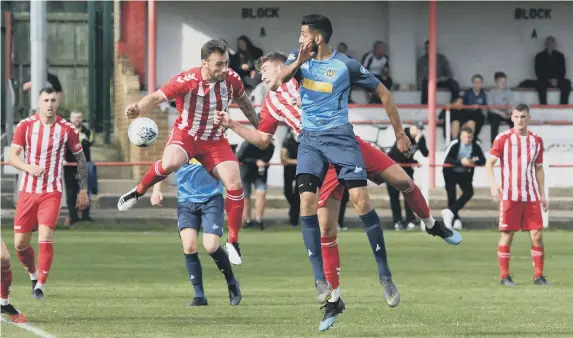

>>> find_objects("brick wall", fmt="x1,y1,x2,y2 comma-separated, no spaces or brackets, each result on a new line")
116,0,146,86
113,0,169,181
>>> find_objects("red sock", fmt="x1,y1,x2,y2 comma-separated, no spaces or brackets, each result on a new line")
497,245,511,280
321,236,340,290
225,188,244,243
531,246,544,278
402,181,431,219
1,265,12,299
136,160,169,195
37,241,54,285
16,246,36,275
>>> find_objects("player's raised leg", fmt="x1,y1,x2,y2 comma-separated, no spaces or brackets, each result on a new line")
1,239,27,323
200,195,241,305
118,144,188,211
378,164,462,245
193,137,245,265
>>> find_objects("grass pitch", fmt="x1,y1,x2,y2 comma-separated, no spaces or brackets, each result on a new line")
1,225,572,337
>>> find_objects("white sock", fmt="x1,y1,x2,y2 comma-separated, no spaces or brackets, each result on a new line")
0,298,9,306
423,216,436,229
34,282,44,291
29,271,37,280
328,288,340,303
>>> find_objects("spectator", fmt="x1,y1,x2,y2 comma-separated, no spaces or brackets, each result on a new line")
460,74,487,138
337,188,350,232
23,72,63,104
64,111,95,226
281,130,299,226
442,127,486,230
361,41,393,91
237,139,275,230
232,35,263,90
386,123,428,230
336,42,349,57
535,36,571,104
487,72,515,143
417,40,460,104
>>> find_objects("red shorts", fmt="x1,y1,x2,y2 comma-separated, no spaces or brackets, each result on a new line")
14,192,62,233
318,137,395,208
498,200,543,232
167,128,237,172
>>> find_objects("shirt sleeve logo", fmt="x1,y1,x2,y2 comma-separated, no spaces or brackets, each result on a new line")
360,65,369,74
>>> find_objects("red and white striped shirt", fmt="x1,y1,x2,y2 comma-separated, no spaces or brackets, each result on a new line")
258,79,302,136
12,115,83,194
490,129,544,202
159,67,245,140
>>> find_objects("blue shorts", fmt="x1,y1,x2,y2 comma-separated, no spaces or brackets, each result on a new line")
177,194,224,237
297,123,367,183
243,177,268,198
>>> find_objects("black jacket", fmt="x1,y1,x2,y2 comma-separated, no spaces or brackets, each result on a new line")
443,139,486,177
237,141,275,181
387,127,429,164
535,49,566,81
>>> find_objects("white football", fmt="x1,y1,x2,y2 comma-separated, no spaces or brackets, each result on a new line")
128,117,159,147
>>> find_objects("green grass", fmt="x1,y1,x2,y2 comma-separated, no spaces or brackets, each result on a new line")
1,226,572,337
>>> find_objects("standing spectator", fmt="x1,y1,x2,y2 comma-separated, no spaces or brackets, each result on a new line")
336,188,350,232
386,123,428,230
237,140,275,230
361,41,392,90
487,72,515,143
281,130,299,226
64,111,94,226
232,35,263,90
23,72,63,104
535,36,571,104
417,40,460,104
442,127,486,230
461,74,487,138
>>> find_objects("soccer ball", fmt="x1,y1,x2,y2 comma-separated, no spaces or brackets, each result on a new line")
128,117,159,147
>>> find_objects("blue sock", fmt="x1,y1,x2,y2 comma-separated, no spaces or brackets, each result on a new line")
184,253,205,299
209,247,236,285
301,215,325,281
360,209,392,280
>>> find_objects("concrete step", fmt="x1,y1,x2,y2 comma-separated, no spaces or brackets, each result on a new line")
90,145,132,180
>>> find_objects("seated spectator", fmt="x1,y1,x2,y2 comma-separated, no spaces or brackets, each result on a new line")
361,41,392,91
487,72,515,143
336,42,350,57
460,74,487,138
237,139,275,230
442,127,486,230
231,35,263,90
535,36,571,104
417,40,460,104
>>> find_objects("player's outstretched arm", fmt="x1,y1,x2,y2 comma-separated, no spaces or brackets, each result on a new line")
374,83,405,138
235,94,259,128
126,91,168,118
215,111,272,149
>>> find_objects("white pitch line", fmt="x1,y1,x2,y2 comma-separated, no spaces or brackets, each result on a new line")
0,316,57,338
